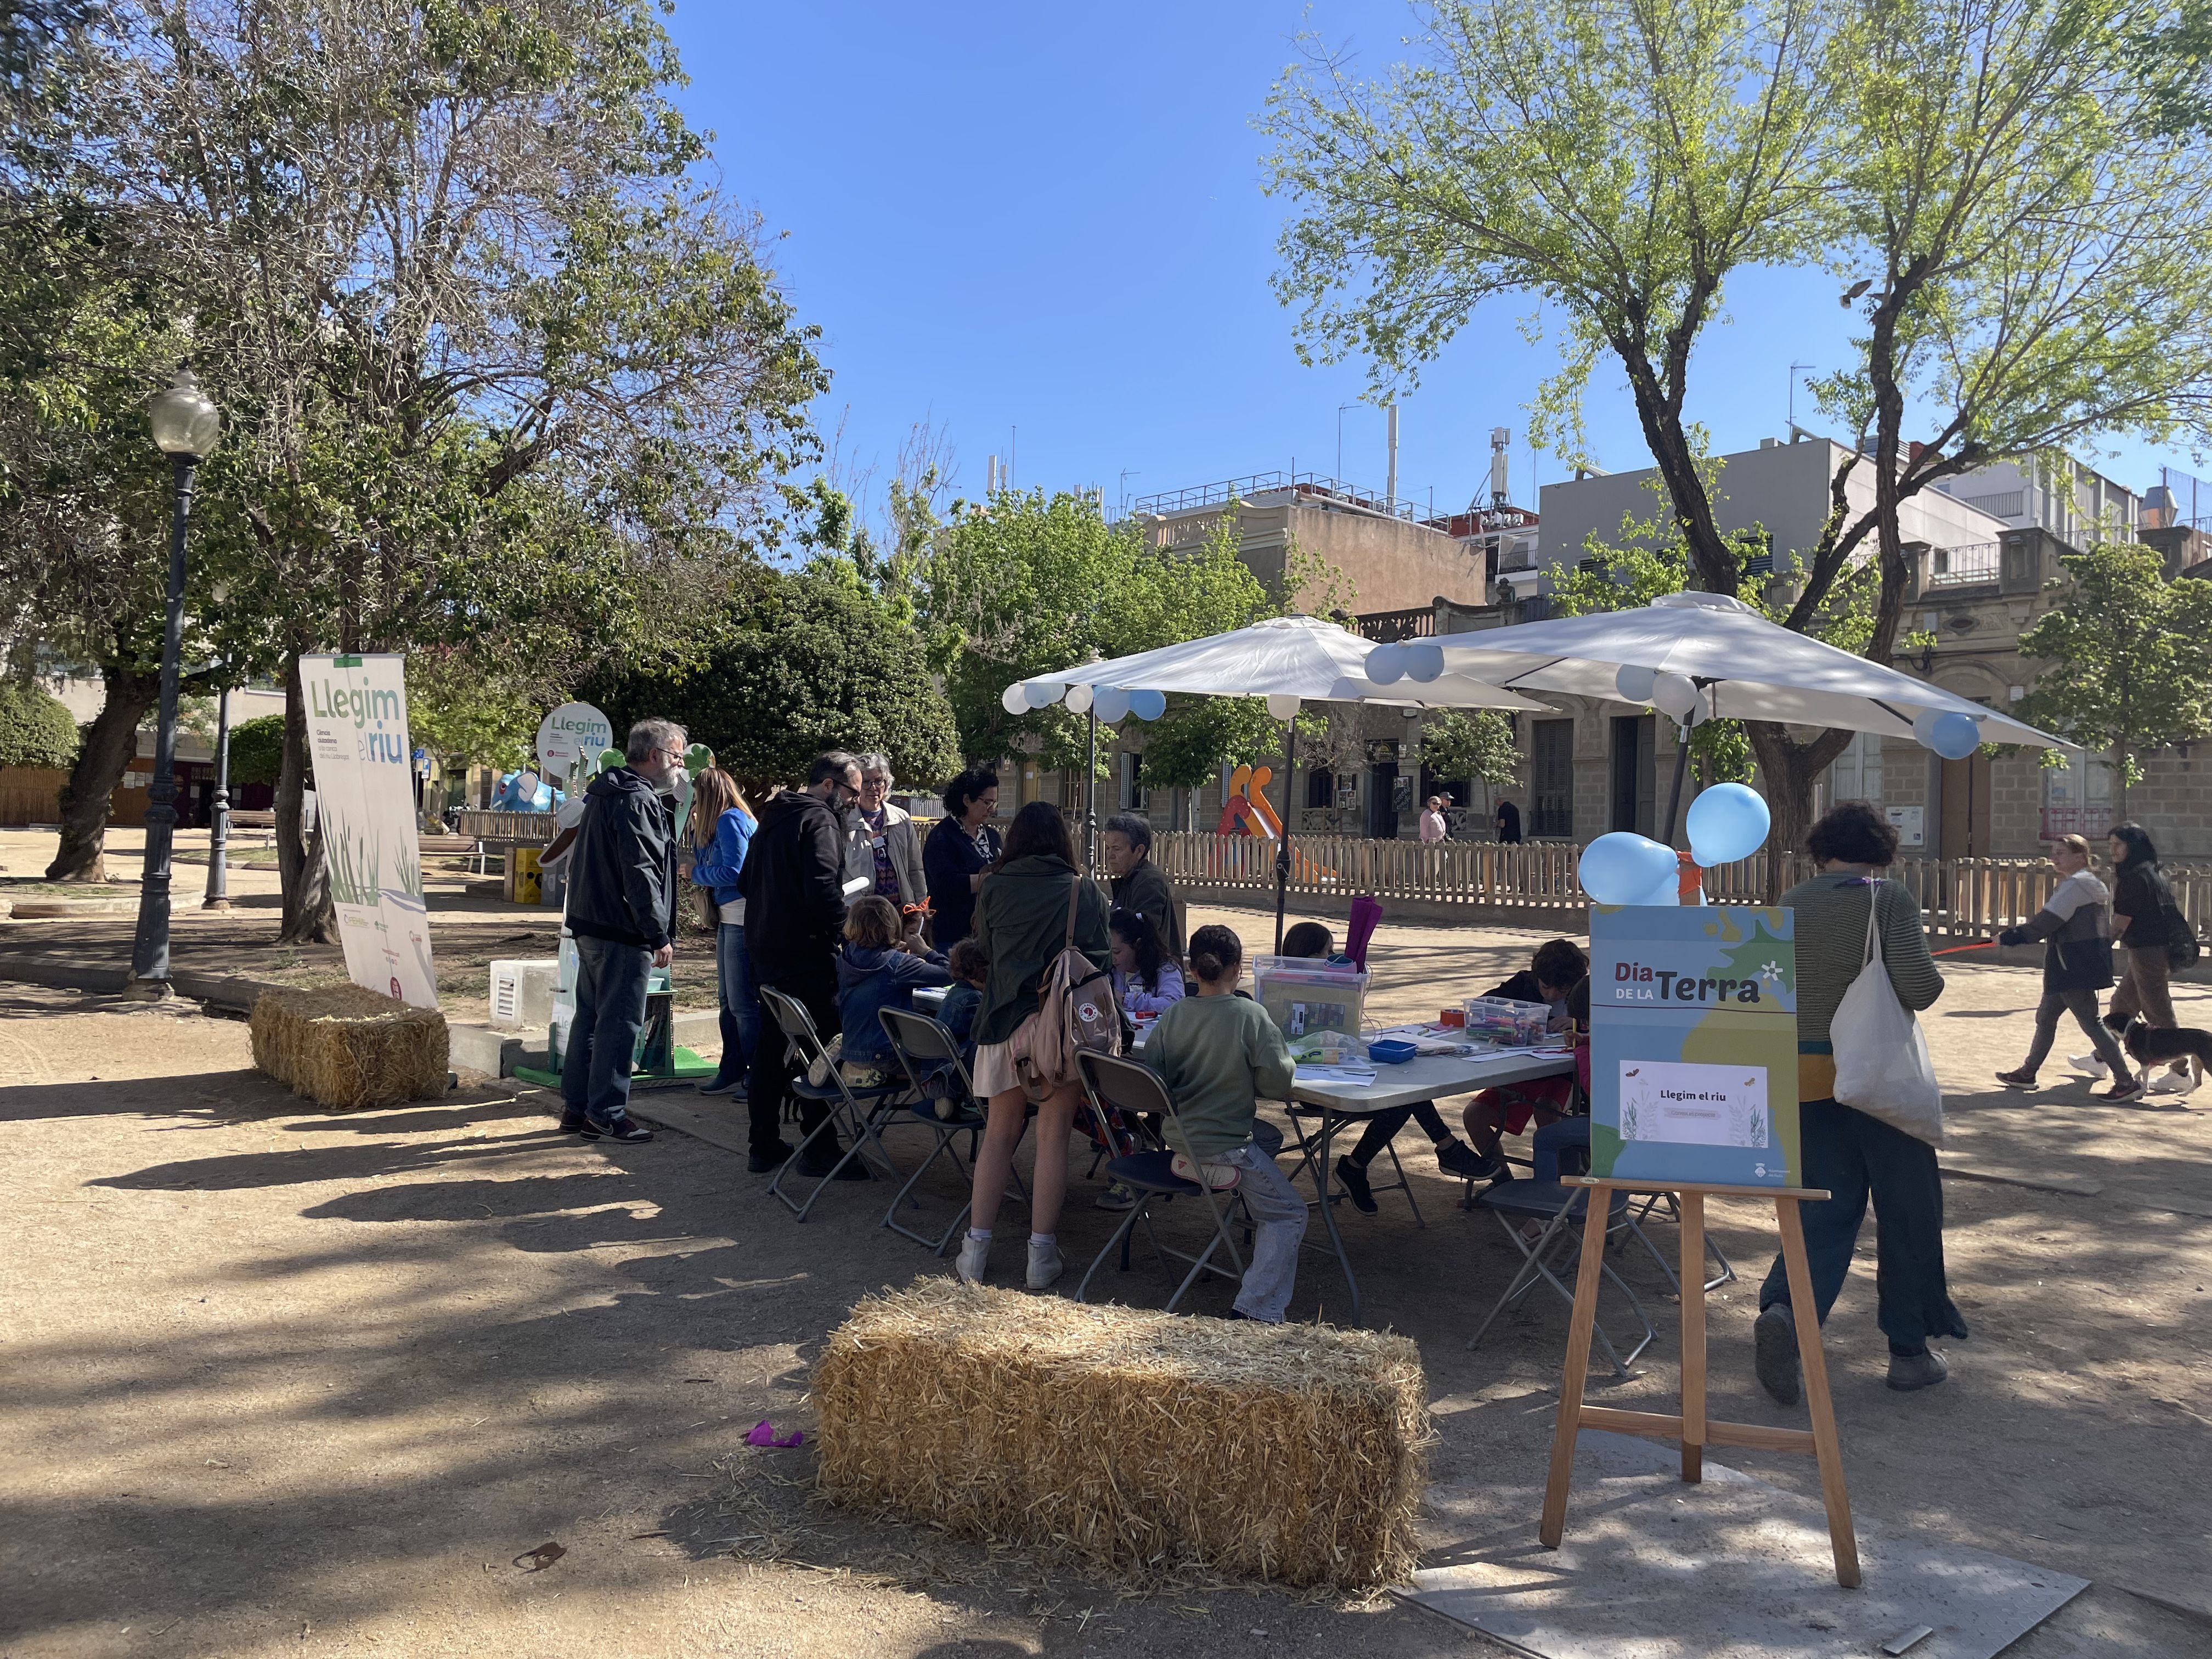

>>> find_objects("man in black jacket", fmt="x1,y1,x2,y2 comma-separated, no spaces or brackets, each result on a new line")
743,749,864,1173
560,718,685,1143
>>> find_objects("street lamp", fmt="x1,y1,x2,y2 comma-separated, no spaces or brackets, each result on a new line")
203,669,234,912
130,364,221,995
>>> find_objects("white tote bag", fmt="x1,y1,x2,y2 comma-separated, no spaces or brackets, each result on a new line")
1828,883,1945,1144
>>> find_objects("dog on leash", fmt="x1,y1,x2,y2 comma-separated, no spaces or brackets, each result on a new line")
2122,1019,2210,1092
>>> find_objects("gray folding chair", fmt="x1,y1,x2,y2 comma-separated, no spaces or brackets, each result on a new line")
1465,1180,1657,1378
758,986,908,1222
876,1007,1001,1255
1072,1051,1255,1312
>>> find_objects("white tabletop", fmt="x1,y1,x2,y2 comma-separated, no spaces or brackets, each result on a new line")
1290,1048,1573,1114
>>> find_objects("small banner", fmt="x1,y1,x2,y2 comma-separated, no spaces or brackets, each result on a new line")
301,653,439,1009
1588,904,1799,1187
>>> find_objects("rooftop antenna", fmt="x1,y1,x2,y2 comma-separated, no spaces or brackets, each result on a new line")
1119,468,1139,515
1490,426,1511,509
1336,403,1356,482
1788,362,1812,428
1386,404,1400,505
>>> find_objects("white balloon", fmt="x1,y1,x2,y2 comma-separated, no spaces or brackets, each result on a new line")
1024,681,1064,710
1616,663,1658,704
1367,644,1407,685
1266,693,1302,721
1093,686,1131,724
1403,642,1446,683
1063,684,1093,715
1651,670,1699,719
1001,681,1029,715
1911,708,1945,747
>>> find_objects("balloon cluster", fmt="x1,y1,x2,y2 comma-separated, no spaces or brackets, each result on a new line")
1367,641,1446,685
1577,783,1773,906
1000,679,1165,725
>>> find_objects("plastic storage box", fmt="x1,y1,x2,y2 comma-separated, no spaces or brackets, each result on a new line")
1462,995,1551,1048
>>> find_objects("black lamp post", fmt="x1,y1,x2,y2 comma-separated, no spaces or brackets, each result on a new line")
203,678,233,911
129,364,221,996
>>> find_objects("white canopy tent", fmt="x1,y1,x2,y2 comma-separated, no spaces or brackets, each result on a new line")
1366,591,2069,842
1003,614,1549,947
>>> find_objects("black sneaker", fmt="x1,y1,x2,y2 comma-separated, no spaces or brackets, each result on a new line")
1434,1136,1487,1180
589,1115,653,1144
1754,1302,1802,1405
798,1142,870,1180
1334,1156,1378,1214
748,1142,794,1175
558,1111,601,1140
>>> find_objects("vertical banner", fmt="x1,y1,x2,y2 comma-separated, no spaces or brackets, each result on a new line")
1588,905,1799,1187
301,653,439,1009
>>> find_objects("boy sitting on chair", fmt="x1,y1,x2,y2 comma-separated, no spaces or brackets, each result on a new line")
1459,938,1592,1184
1141,924,1307,1322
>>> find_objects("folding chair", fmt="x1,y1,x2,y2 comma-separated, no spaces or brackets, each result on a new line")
1072,1051,1254,1312
758,986,909,1222
1465,1180,1657,1378
1533,1118,1734,1295
877,1007,999,1255
1279,1098,1427,1226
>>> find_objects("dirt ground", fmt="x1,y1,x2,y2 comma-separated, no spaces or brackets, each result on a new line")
4,827,2211,1657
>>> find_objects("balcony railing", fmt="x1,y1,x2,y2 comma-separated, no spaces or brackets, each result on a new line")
1353,606,1436,642
1928,541,2001,586
1131,470,1424,522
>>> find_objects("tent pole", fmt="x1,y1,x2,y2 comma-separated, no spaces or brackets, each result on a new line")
1086,708,1098,873
1274,718,1296,952
1662,720,1692,845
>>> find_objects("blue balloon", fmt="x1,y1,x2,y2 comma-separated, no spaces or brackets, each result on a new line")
1128,687,1166,722
1092,686,1130,724
1578,831,1680,906
1367,644,1407,685
1685,782,1771,867
1403,642,1446,683
1929,710,1980,760
1634,870,1681,907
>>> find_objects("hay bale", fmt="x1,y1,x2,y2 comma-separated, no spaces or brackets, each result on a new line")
812,1279,1431,1589
249,984,448,1111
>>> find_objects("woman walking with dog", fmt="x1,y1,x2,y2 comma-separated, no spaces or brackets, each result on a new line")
2103,824,2198,1095
1994,834,2138,1099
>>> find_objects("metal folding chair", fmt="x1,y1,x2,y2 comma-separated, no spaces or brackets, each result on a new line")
1465,1180,1657,1378
1072,1052,1255,1312
1530,1118,1735,1295
758,986,909,1222
876,1007,1000,1255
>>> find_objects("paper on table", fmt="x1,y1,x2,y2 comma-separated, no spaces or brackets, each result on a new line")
1295,1062,1380,1086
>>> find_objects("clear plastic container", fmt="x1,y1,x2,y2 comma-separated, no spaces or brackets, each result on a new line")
1462,994,1550,1048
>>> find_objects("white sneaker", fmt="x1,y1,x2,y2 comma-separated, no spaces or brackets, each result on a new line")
1026,1237,1064,1291
955,1234,990,1285
2067,1053,2111,1079
2145,1068,2193,1096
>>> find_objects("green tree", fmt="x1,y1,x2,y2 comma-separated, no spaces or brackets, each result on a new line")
225,713,286,789
916,490,1285,769
585,559,960,796
1418,709,1522,820
2016,546,2212,816
0,680,78,768
7,0,828,939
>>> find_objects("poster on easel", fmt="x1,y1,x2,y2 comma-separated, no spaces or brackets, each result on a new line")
1588,904,1798,1187
301,653,439,1009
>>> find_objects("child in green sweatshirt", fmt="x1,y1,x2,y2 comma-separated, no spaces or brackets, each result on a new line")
1141,924,1307,1322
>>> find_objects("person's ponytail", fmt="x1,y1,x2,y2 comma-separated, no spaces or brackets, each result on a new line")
1188,923,1243,985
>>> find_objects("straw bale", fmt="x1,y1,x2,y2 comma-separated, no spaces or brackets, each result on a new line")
249,984,448,1111
812,1279,1432,1590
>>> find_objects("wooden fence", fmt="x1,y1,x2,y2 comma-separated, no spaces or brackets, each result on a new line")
1145,831,2212,945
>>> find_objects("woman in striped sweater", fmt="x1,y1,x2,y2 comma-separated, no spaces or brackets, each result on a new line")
1753,802,1966,1404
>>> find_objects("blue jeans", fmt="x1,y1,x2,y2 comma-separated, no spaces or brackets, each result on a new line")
713,923,759,1085
1221,1142,1307,1322
563,934,651,1126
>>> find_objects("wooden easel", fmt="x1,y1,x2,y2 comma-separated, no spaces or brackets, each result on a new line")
1539,1177,1862,1589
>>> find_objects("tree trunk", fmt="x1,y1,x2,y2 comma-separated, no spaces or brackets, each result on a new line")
1747,725,1853,901
276,653,336,944
44,664,160,882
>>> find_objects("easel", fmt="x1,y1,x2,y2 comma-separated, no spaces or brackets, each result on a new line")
1539,1177,1863,1589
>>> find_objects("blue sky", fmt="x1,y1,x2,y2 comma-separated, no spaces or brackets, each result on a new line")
669,1,2182,529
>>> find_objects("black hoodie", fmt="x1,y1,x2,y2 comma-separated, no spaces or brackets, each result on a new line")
741,788,851,980
567,766,676,952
